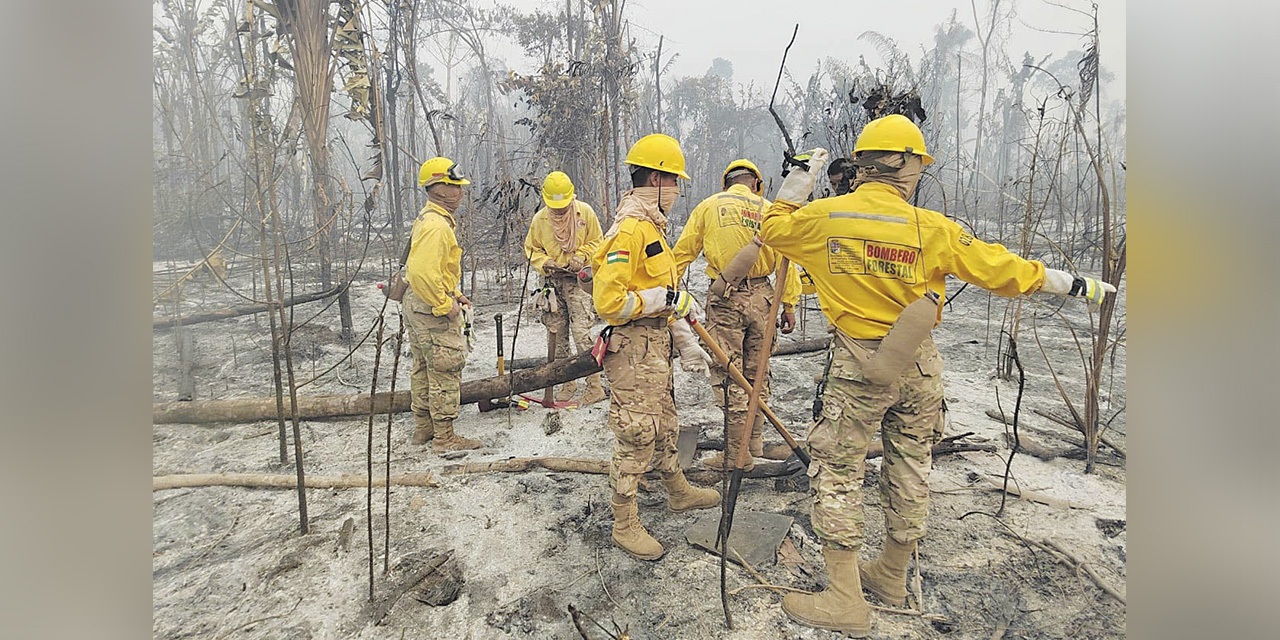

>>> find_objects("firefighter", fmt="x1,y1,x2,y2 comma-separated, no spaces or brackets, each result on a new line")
760,114,1115,635
671,159,802,470
826,156,855,196
591,134,721,560
403,156,485,452
523,171,607,405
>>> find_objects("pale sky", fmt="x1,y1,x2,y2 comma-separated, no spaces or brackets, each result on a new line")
490,0,1125,102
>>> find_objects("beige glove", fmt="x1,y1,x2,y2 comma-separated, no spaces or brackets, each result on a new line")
775,148,830,205
1041,268,1116,304
670,320,712,377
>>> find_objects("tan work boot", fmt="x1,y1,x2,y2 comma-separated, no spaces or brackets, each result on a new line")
701,450,756,472
610,496,664,560
860,535,917,607
662,471,721,512
556,379,579,402
578,375,607,405
411,422,434,445
781,546,873,637
431,419,483,452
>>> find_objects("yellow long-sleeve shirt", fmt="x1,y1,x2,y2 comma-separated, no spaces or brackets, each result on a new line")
406,201,464,316
671,183,801,308
591,217,679,326
523,200,603,274
760,182,1047,339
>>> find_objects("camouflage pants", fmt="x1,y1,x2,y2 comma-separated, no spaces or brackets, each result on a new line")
541,274,597,359
705,278,775,448
403,289,467,431
601,321,680,498
807,335,946,550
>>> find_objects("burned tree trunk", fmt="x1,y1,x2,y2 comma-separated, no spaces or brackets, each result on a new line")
152,284,347,331
176,325,196,401
507,337,833,371
153,349,603,424
153,471,438,491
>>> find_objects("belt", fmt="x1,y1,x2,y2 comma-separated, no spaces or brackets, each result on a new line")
830,328,882,349
711,274,771,291
621,316,668,328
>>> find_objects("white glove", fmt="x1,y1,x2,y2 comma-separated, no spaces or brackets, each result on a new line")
775,148,830,205
1040,268,1116,304
636,286,669,316
637,287,701,319
670,320,712,378
461,305,474,352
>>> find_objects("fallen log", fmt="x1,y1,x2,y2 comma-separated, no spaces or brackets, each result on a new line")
152,284,347,331
695,433,993,463
1032,408,1126,459
980,475,1084,510
441,457,609,475
998,432,1070,463
1001,432,1079,461
152,471,437,491
986,408,1084,448
439,456,802,485
985,407,1125,459
153,349,603,424
506,336,832,371
684,460,804,485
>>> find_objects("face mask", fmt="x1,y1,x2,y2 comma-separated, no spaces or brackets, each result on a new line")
658,183,679,213
430,187,464,212
852,153,923,201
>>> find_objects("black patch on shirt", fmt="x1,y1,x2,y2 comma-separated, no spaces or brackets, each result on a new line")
644,241,664,258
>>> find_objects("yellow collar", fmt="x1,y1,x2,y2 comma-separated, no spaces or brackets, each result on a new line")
423,201,457,229
853,181,906,200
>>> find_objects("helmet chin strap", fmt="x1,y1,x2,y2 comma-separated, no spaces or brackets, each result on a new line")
657,182,666,214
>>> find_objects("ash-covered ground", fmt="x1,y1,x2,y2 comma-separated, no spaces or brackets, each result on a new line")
153,257,1126,639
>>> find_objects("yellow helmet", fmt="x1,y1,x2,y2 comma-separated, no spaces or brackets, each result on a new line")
853,114,935,165
722,159,762,191
624,133,690,180
541,171,575,208
418,156,471,188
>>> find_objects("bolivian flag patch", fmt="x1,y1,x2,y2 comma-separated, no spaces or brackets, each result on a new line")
606,250,630,264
